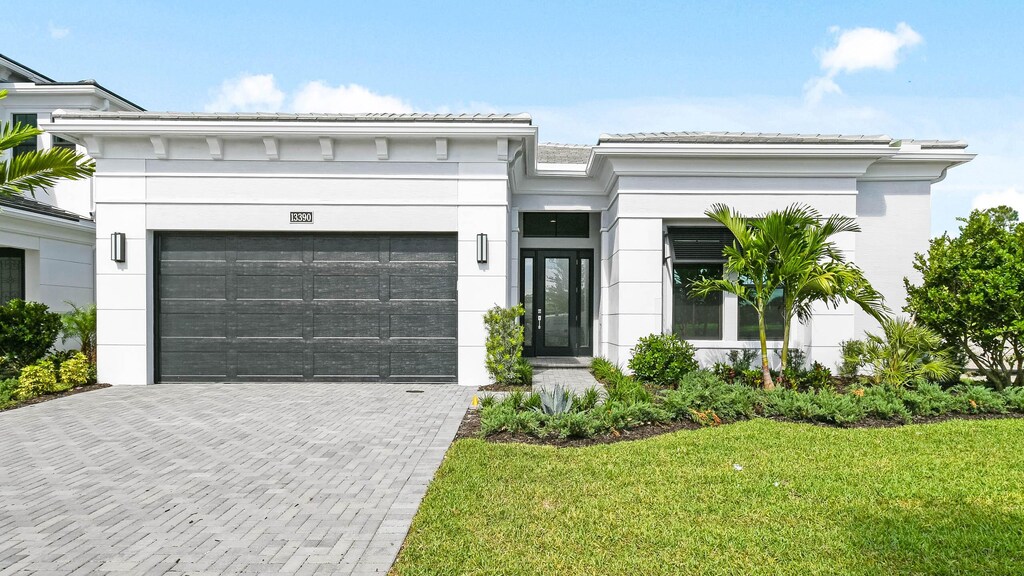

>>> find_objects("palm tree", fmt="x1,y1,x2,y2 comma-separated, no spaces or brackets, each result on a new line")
691,203,890,389
61,302,97,364
849,316,958,388
691,204,817,389
773,211,889,372
0,90,94,198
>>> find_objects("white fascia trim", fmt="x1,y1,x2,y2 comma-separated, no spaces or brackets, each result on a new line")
48,117,539,140
10,85,139,112
0,208,95,235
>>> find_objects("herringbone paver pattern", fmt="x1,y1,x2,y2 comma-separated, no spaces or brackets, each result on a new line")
0,383,473,575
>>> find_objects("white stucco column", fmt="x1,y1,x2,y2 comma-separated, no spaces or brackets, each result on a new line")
605,217,664,367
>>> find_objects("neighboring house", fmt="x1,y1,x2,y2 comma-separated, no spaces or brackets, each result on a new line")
48,111,973,386
0,54,141,319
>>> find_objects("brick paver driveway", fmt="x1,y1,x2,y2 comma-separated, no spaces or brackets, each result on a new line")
0,383,473,575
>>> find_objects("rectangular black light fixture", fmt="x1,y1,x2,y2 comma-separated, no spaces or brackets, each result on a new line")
111,232,126,262
476,233,488,263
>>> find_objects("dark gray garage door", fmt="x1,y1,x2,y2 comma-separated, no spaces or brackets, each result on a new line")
156,233,457,383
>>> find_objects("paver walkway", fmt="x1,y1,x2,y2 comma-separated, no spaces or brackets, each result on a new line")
531,367,603,396
0,383,473,575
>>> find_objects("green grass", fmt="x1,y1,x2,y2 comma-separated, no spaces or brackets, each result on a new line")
392,419,1024,575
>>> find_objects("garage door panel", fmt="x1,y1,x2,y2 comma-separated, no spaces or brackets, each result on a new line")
159,236,227,261
235,313,305,338
160,313,227,338
313,275,380,300
389,314,456,339
157,232,457,383
160,274,227,300
390,235,457,262
313,236,381,262
313,351,380,377
390,350,457,378
313,313,380,338
235,274,304,300
390,275,457,300
236,352,305,378
160,351,227,380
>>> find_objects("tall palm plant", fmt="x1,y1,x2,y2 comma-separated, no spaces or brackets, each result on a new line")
0,90,94,198
773,211,889,372
849,316,958,387
691,204,817,389
61,302,97,364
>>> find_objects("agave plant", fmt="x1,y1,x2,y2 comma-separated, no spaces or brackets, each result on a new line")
849,317,959,388
536,385,574,415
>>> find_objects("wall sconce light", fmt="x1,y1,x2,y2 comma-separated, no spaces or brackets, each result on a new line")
476,233,488,263
111,232,126,263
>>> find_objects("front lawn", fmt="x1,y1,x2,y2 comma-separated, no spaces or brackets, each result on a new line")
392,418,1024,575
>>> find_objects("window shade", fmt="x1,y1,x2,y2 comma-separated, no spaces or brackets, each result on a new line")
667,227,734,262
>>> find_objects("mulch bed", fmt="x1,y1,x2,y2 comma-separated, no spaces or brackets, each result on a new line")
455,403,1024,448
0,383,111,413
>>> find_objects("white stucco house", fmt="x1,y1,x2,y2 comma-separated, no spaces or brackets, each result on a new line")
0,54,141,318
42,107,973,386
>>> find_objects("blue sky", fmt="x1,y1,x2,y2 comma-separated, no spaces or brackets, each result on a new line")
4,0,1022,235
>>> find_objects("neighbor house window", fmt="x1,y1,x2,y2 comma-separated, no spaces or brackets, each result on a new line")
0,248,25,304
667,227,732,340
738,285,785,340
11,114,37,158
523,212,589,238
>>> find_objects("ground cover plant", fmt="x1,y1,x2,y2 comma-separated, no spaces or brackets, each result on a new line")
477,353,1024,443
392,418,1024,575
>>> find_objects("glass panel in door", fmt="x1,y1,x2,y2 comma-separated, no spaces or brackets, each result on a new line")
579,258,591,348
543,257,571,348
523,257,534,347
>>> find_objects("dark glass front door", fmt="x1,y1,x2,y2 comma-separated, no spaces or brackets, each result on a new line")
522,249,593,357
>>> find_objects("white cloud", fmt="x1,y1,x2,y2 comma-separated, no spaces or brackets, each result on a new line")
205,74,285,112
805,23,923,103
204,74,414,114
48,22,70,39
290,81,412,113
972,187,1024,214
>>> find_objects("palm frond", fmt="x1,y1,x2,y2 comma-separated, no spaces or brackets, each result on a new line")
0,148,95,197
0,121,42,153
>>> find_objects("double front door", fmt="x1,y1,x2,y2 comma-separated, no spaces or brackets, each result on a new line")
521,249,593,357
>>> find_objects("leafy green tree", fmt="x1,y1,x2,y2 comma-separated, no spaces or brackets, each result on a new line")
0,89,94,198
61,302,97,364
905,206,1024,389
691,203,888,389
844,316,958,388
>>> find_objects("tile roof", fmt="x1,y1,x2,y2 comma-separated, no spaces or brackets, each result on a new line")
598,131,893,145
52,111,532,123
898,139,969,149
537,143,592,164
0,195,87,222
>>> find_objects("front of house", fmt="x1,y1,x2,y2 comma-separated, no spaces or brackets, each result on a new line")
45,111,973,386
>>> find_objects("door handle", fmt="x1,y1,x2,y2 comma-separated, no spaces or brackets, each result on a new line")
536,308,542,331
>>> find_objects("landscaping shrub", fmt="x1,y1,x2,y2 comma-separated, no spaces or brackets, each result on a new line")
902,381,955,417
58,352,90,389
591,357,620,382
951,384,1007,414
61,303,97,364
0,378,17,409
605,372,653,405
483,304,526,385
761,389,819,421
860,386,912,423
480,402,545,436
16,361,58,400
600,400,671,431
548,411,605,439
849,317,958,388
0,299,62,377
514,359,533,386
1003,387,1024,412
662,370,757,422
838,339,865,377
537,386,574,415
628,333,698,387
725,348,758,372
808,389,864,426
574,387,601,412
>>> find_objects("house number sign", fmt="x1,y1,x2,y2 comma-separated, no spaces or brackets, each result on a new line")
290,211,313,224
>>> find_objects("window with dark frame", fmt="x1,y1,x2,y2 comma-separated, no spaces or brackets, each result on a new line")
522,212,590,238
52,135,77,152
737,285,785,340
0,248,26,304
11,113,38,159
667,227,729,340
